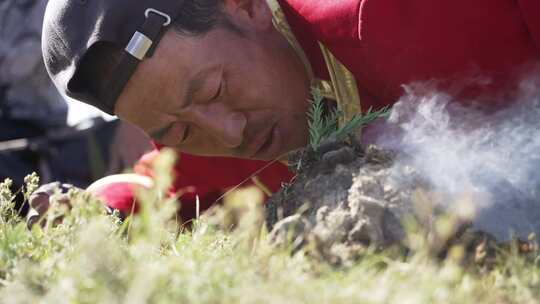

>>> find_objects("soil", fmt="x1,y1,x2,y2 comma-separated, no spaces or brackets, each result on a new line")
265,138,538,265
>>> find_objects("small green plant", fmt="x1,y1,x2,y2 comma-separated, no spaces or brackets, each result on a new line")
307,88,391,150
0,178,16,224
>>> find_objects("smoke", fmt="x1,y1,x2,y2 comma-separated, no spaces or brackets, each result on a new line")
370,76,540,240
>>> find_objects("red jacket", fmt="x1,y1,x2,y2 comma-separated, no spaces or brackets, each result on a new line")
281,0,540,108
98,0,540,221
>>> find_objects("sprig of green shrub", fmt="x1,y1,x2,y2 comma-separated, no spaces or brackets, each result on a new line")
307,88,390,150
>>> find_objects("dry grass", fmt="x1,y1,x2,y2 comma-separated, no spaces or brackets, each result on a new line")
0,150,539,304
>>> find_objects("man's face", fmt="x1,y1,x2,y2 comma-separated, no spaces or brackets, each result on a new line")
114,2,311,160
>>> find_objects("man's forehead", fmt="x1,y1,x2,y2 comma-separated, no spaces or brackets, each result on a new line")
151,33,217,95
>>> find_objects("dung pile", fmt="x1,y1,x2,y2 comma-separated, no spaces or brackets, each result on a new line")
265,139,538,265
266,141,415,264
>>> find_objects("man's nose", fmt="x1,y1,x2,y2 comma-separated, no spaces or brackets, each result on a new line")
190,104,247,148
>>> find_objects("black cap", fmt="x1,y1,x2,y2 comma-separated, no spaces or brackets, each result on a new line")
42,0,185,114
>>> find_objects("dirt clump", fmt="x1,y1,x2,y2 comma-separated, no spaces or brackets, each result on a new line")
265,138,537,265
265,140,415,264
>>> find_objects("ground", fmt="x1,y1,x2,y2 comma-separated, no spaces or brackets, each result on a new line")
1,150,539,303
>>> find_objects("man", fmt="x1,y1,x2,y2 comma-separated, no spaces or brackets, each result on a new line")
37,0,540,221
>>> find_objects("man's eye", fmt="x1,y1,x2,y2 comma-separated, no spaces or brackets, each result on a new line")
180,125,190,143
211,80,223,100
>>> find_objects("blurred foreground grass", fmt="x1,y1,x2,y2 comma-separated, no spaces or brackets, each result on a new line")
0,150,539,304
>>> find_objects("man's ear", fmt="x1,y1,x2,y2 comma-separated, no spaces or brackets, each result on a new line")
222,0,273,31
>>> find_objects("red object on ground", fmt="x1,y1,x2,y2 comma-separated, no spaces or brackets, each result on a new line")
99,150,294,222
96,181,141,213
97,0,540,222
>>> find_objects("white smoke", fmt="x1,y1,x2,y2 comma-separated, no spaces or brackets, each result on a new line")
370,76,540,240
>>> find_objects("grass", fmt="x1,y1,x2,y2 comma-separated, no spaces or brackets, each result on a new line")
1,152,539,303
